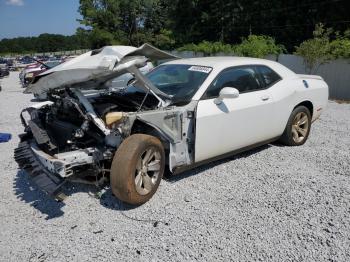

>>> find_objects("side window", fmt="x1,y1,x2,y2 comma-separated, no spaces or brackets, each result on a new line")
203,66,262,99
255,65,281,87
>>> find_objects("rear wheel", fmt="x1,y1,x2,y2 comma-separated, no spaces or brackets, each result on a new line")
279,106,311,146
110,134,165,205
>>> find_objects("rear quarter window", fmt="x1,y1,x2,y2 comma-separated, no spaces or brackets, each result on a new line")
255,65,281,88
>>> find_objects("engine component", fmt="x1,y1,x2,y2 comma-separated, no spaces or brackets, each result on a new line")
105,112,124,126
28,119,57,152
72,88,111,135
105,131,123,147
46,119,79,149
74,120,90,138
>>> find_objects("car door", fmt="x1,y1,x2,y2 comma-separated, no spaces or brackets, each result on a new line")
195,65,277,162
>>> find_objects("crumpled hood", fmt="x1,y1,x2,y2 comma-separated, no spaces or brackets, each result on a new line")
25,43,178,98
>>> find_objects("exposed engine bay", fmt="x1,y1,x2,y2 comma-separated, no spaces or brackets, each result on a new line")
34,87,160,154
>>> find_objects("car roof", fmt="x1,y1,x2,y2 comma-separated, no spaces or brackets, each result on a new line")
165,56,276,67
163,56,296,78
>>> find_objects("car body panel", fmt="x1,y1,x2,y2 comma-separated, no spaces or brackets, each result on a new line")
270,75,328,135
195,88,277,162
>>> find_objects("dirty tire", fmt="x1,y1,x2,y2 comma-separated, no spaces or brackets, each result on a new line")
110,134,165,205
279,105,311,146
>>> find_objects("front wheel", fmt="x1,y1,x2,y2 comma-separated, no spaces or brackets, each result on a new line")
279,106,311,146
110,134,165,205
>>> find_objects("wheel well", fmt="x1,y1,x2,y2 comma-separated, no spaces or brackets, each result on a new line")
130,120,171,171
130,120,170,151
294,101,313,117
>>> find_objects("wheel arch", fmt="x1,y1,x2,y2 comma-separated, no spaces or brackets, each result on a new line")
294,100,313,117
130,119,171,152
280,100,314,138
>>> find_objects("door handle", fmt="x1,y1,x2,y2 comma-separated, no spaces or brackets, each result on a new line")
261,96,270,101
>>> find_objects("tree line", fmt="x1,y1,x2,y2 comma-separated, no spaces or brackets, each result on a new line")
0,30,91,54
0,0,349,54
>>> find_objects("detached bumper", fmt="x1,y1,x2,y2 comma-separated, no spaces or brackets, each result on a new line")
14,141,67,201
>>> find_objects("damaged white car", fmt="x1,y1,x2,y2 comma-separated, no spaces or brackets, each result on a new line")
15,44,328,205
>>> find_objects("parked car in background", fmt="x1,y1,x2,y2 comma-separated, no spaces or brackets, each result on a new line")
5,58,16,71
20,62,45,87
0,63,10,78
19,56,35,65
0,58,13,71
62,55,78,63
20,60,62,88
15,44,328,205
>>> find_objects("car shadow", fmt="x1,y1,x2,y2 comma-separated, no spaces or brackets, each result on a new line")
99,143,272,212
14,170,65,219
166,143,271,183
216,102,229,113
269,141,288,147
99,189,138,211
14,143,273,217
13,170,99,220
30,98,46,102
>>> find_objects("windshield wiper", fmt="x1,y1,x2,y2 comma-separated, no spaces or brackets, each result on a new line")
32,58,53,69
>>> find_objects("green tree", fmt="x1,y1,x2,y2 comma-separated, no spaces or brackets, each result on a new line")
177,36,284,58
78,0,173,48
0,33,91,55
178,41,233,55
234,35,285,58
168,0,350,51
295,24,333,73
329,30,350,59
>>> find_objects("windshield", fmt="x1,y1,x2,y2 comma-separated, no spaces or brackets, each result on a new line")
45,61,61,68
147,64,212,103
118,64,212,106
145,64,212,104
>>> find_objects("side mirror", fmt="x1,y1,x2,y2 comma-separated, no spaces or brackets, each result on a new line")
214,87,239,104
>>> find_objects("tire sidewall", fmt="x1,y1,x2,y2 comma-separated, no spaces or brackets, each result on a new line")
285,106,312,146
111,134,165,205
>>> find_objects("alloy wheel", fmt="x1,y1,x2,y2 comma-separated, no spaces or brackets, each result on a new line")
134,147,161,195
291,112,309,143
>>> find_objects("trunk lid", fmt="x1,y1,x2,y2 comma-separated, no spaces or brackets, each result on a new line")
297,74,324,81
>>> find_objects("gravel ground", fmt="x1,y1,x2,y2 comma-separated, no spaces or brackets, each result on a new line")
0,72,349,262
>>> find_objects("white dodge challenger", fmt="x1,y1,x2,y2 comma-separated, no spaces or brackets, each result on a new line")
15,44,328,205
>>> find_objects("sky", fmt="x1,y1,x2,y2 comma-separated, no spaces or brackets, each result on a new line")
0,0,82,39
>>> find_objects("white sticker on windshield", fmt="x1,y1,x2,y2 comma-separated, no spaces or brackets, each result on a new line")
188,66,212,74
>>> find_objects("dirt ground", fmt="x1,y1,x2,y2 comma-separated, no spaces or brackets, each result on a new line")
0,72,349,261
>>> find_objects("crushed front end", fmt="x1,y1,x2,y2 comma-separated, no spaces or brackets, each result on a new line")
14,95,119,200
14,141,67,200
14,70,167,200
14,44,181,201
